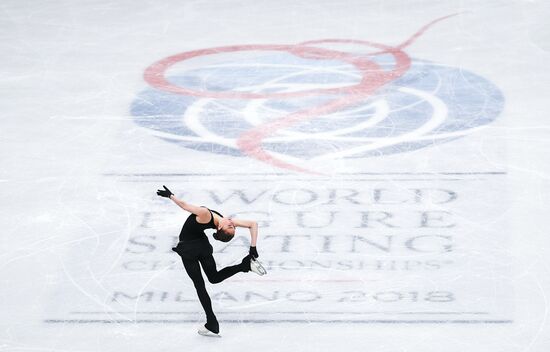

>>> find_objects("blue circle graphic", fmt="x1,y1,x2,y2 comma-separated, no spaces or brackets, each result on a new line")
131,52,504,160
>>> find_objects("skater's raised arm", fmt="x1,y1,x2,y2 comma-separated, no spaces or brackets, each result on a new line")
156,185,210,221
232,218,259,248
170,195,211,219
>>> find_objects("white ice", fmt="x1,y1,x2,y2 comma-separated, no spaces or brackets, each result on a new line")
1,0,550,351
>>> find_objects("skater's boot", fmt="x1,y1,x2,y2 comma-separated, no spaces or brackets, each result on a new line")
240,255,267,276
198,324,220,337
250,257,267,276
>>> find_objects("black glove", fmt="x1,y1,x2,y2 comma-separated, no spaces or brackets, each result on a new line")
156,185,173,198
249,246,259,258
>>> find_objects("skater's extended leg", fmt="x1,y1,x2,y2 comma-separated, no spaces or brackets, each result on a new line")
182,259,219,333
199,254,249,284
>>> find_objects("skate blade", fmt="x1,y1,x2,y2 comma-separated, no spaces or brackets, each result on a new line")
250,258,267,276
198,329,221,338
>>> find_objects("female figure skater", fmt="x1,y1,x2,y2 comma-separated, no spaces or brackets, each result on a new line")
156,185,266,337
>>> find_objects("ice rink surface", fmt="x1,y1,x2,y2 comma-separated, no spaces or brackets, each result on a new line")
2,0,550,351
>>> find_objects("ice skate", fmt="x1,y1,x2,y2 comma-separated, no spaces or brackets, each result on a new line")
198,325,221,337
250,257,267,276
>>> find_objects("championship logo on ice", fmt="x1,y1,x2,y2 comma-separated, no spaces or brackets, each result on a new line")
132,15,504,174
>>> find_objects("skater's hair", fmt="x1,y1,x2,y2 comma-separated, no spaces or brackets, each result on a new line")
213,230,234,242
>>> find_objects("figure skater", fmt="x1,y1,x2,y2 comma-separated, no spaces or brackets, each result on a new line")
156,185,266,337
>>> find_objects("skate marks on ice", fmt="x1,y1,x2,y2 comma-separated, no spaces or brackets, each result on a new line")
45,172,512,325
133,15,504,175
44,14,510,328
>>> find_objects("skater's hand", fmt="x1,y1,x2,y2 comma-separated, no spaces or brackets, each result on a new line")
156,185,173,198
249,246,259,258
